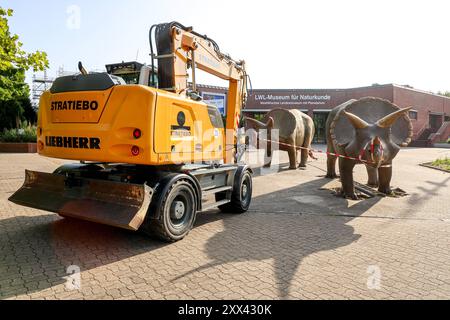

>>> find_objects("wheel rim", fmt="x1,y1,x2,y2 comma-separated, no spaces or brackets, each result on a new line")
241,174,251,207
165,186,195,235
170,200,186,220
168,194,191,228
242,184,248,199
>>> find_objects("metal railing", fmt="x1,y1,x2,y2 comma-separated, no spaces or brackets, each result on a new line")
429,121,450,144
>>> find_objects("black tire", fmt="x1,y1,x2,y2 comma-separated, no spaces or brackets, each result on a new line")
144,180,197,242
216,169,252,213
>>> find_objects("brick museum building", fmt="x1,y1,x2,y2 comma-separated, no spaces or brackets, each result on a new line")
198,83,450,146
33,63,450,146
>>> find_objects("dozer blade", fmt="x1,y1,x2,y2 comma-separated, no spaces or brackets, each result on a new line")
9,170,153,231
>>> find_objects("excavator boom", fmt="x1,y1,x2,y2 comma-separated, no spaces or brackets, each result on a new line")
152,22,248,162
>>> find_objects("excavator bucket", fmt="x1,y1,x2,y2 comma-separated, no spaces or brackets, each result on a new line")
9,170,153,231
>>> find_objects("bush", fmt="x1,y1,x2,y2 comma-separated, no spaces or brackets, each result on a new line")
447,138,450,144
0,98,37,130
0,122,37,143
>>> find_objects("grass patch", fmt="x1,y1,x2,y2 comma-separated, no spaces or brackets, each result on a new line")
431,157,450,171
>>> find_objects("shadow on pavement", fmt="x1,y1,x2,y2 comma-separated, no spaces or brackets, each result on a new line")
174,176,383,298
408,176,450,207
1,165,404,299
0,215,168,299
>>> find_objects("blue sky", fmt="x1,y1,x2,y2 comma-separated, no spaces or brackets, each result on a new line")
3,0,450,92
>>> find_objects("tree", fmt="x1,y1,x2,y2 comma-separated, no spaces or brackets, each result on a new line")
0,7,49,129
437,91,450,98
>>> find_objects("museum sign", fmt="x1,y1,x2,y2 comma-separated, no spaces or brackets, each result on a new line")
247,89,346,110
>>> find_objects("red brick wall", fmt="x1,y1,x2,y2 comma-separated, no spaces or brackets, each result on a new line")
393,86,450,137
342,85,394,104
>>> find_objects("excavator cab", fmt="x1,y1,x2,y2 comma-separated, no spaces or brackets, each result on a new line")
106,61,158,87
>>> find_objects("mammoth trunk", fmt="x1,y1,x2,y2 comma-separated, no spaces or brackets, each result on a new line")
245,116,275,165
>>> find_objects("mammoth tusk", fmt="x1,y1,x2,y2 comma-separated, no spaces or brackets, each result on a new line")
376,107,412,128
343,110,369,129
266,117,274,129
244,116,273,129
244,117,266,128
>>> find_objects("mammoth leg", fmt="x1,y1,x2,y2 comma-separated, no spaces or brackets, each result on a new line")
263,155,272,168
366,166,379,187
378,165,393,195
326,155,338,179
326,143,338,178
287,147,297,170
339,158,358,200
266,128,272,157
263,140,272,168
299,148,308,168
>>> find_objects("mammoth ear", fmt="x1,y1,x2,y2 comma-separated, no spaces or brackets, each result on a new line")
343,111,369,129
376,107,412,128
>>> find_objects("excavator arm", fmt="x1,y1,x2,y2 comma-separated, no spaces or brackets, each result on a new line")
152,22,248,162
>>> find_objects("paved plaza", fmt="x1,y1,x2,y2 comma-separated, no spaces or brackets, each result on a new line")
1,147,450,299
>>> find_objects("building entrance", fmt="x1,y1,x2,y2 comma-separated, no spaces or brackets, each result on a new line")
429,114,443,132
313,112,329,144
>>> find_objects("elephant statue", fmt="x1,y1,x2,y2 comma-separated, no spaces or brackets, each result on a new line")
245,109,315,169
325,97,413,199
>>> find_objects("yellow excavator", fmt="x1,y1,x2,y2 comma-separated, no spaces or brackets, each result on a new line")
9,22,252,242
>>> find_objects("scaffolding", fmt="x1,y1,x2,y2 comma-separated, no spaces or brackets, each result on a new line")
31,70,53,110
31,67,76,110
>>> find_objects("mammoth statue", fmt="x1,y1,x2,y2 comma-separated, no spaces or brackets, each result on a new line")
246,109,315,169
326,97,413,199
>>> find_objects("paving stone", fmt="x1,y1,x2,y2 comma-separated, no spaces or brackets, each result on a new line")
1,149,450,299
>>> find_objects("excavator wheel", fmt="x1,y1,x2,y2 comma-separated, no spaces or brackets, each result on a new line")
216,168,252,214
143,179,197,242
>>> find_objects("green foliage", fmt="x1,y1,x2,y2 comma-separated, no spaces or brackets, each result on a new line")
0,95,36,129
0,7,48,73
431,157,450,171
0,63,28,101
0,121,37,143
21,96,37,123
0,99,21,129
0,7,48,130
437,91,450,98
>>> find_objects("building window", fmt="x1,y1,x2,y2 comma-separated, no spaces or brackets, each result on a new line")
409,111,418,120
